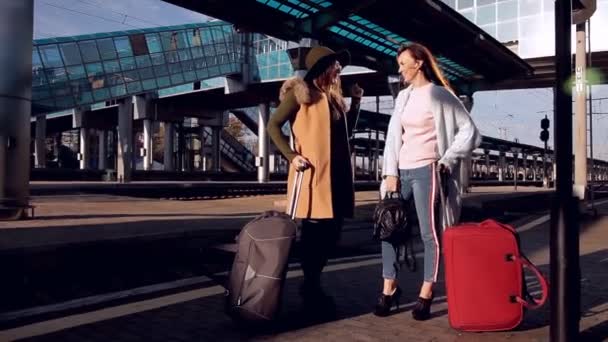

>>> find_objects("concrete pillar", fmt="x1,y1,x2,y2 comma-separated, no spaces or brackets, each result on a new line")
117,98,133,183
522,153,528,181
199,126,206,171
513,152,519,190
98,130,106,170
375,130,380,181
163,122,174,171
498,152,506,182
0,0,33,215
79,128,89,170
177,123,185,171
34,115,46,168
257,103,270,183
552,159,557,186
143,119,152,170
211,126,221,172
484,150,491,179
574,23,588,200
133,93,156,171
532,156,538,181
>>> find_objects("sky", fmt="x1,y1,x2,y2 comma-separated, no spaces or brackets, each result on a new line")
34,0,208,38
34,0,608,161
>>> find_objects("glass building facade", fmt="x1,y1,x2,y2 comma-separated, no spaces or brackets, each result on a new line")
254,0,477,82
441,0,608,58
32,21,242,113
36,0,589,115
253,34,293,81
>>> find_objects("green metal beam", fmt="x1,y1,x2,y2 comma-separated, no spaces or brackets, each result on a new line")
298,0,377,35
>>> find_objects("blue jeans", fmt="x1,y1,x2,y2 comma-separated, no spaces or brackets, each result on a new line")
381,163,440,283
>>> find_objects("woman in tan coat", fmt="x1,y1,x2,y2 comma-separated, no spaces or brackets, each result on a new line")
267,46,363,316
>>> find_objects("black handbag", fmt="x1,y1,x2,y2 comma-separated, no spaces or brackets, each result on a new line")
372,192,416,271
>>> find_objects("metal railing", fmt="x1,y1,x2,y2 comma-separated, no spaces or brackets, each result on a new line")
202,128,256,172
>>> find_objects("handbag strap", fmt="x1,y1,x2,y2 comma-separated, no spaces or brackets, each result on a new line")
396,239,417,272
383,191,402,200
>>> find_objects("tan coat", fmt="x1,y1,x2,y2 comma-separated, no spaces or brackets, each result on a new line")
280,78,339,219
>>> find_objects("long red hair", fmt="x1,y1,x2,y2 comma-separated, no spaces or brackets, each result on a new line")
398,43,453,93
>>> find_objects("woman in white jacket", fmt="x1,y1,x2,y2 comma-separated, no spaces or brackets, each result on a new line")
374,43,481,320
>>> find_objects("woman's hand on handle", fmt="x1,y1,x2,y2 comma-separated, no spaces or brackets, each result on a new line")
439,163,451,176
384,175,399,193
292,155,311,171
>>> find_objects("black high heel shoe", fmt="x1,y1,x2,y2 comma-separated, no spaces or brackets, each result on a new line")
412,292,434,321
374,287,402,317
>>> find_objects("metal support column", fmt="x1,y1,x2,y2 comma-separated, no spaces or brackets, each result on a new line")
574,22,588,200
163,122,174,171
522,153,527,181
117,98,133,183
35,115,46,168
367,130,373,178
79,128,88,170
143,119,152,170
532,156,538,181
211,126,221,172
258,103,269,183
543,141,549,188
177,123,185,172
0,0,33,216
199,125,206,171
551,0,580,340
98,130,106,170
587,18,595,211
498,151,506,182
375,130,380,181
484,150,491,179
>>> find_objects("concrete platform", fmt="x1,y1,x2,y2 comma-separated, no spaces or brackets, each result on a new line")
1,192,607,341
0,186,554,253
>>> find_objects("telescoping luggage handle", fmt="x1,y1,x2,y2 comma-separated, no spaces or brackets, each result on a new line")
436,165,453,229
288,170,304,220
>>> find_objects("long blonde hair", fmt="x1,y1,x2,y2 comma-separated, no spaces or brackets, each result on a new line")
313,65,346,117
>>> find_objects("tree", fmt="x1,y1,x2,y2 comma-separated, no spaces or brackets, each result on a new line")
226,114,247,144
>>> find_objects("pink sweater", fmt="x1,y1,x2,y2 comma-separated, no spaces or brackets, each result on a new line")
398,83,438,169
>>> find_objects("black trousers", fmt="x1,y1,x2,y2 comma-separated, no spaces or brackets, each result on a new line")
300,218,343,286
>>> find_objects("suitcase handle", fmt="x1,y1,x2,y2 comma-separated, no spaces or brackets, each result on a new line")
515,255,549,310
287,170,304,220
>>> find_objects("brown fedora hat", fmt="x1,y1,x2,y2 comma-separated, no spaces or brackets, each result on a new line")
304,46,350,82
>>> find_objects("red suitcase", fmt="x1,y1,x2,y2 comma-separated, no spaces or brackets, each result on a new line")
443,219,549,332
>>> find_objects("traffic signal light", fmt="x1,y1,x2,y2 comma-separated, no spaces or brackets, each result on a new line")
540,116,550,142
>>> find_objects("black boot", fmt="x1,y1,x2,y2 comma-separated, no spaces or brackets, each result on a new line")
373,287,402,317
300,281,336,318
411,293,434,321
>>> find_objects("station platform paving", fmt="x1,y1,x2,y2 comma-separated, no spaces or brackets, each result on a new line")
1,186,554,252
0,186,607,341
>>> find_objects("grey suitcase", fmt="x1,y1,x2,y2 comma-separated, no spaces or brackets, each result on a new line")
225,170,304,324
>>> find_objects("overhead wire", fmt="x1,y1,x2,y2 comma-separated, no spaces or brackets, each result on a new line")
41,1,145,30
